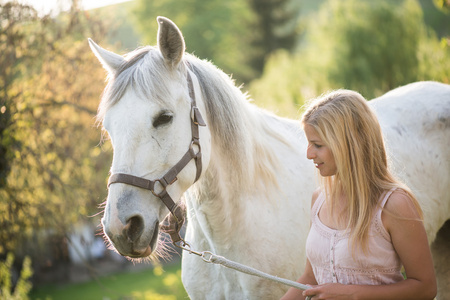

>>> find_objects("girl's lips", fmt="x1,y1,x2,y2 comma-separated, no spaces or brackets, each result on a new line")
315,162,323,168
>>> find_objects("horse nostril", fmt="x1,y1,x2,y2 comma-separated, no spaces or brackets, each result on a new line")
124,215,144,243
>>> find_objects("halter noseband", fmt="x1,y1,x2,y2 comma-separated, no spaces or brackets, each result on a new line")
107,64,206,243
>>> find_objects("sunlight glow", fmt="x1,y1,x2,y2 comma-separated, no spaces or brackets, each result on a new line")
16,0,133,15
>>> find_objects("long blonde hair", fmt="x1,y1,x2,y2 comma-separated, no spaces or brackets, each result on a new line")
301,90,422,255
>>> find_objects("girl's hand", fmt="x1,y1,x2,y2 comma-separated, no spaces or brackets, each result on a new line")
303,283,355,300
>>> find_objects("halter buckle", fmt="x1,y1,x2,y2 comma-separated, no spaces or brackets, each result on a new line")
191,106,206,126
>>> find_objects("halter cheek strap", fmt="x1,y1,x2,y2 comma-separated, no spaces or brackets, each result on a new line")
107,65,206,243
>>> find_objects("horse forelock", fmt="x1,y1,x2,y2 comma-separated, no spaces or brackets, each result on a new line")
96,46,185,125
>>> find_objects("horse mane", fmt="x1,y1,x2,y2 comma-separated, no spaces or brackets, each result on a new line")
96,47,282,193
185,55,282,193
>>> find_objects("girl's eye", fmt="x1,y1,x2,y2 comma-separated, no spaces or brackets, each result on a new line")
315,144,322,148
153,112,173,128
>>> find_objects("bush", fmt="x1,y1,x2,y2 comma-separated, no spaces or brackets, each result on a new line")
0,253,33,300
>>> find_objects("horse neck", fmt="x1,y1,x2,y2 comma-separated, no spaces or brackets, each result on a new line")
187,148,256,249
186,56,295,248
188,120,300,251
189,103,285,249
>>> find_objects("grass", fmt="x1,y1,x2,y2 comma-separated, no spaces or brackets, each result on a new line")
30,263,189,300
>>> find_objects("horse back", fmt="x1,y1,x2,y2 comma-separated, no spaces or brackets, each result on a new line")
370,81,450,242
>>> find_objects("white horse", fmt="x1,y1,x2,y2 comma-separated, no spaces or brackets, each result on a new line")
89,17,450,299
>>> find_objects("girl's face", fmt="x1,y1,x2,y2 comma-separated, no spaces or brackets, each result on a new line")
304,124,337,177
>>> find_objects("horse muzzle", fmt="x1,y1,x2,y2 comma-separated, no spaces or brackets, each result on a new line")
102,214,160,258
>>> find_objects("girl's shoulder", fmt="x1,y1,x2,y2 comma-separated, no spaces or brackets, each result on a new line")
382,188,422,232
384,189,420,218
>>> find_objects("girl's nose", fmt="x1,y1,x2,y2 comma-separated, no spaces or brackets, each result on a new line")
306,146,315,160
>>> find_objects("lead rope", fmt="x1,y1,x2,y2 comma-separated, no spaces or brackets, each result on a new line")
161,208,312,299
173,240,312,299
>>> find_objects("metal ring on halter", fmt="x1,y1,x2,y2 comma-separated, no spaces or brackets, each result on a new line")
151,179,168,197
189,140,201,158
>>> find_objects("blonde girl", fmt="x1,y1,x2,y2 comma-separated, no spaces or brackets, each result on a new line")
281,90,436,300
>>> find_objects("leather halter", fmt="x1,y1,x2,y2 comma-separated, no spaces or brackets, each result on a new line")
107,65,206,243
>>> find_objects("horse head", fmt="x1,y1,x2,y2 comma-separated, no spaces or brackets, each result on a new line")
89,17,211,259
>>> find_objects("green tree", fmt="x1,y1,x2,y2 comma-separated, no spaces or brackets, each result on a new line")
248,0,301,74
131,0,256,83
420,0,450,39
428,0,450,49
0,2,111,259
434,0,450,12
0,2,37,189
312,0,423,98
417,30,450,82
249,0,449,117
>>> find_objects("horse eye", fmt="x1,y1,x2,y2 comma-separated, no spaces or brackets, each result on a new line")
153,112,173,128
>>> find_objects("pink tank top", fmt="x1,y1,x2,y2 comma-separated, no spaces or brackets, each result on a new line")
306,188,404,285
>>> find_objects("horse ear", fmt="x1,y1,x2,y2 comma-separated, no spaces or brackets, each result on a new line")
157,16,185,67
88,38,125,74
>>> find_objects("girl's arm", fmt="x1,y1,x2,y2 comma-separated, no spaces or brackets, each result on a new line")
280,258,318,300
302,190,437,300
281,189,321,300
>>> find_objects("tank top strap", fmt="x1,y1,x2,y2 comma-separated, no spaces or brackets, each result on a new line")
380,187,398,208
311,191,326,219
374,187,398,241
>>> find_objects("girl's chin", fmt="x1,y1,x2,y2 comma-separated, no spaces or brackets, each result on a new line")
318,168,336,177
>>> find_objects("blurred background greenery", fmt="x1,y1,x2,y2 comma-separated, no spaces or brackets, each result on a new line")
0,0,448,299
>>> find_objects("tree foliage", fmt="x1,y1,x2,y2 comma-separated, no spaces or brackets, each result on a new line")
131,0,256,83
434,0,450,13
131,0,301,83
0,2,111,257
316,0,422,96
248,0,301,74
249,0,450,117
